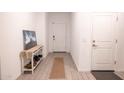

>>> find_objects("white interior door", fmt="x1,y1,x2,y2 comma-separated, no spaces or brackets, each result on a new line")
52,23,66,52
92,14,116,70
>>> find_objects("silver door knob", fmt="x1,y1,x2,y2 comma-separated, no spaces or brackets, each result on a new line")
93,40,95,43
53,35,55,40
92,44,97,47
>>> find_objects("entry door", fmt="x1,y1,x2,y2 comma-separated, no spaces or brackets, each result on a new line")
92,14,116,70
52,23,66,52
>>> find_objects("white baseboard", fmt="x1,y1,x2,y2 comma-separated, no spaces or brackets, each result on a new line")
115,69,124,72
78,67,91,72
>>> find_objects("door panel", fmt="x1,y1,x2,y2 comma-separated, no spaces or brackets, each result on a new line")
92,14,115,70
52,23,66,52
93,16,114,41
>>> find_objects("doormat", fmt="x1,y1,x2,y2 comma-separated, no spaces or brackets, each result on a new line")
91,71,122,80
49,57,65,79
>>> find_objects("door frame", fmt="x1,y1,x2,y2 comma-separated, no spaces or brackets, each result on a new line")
90,13,118,71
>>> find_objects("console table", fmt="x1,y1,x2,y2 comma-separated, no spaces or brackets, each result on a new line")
20,45,43,74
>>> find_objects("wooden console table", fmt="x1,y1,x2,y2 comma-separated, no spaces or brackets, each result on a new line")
20,45,43,74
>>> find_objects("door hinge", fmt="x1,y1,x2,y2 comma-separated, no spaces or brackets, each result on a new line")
114,61,117,64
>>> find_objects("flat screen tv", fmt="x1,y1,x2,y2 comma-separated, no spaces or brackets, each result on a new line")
23,30,37,50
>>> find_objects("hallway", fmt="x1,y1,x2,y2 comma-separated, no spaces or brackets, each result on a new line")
18,53,96,80
0,1,124,93
17,53,124,80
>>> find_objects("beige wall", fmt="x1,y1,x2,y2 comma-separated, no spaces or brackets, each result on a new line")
0,12,47,79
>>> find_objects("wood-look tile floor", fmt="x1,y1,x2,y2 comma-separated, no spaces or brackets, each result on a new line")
17,53,123,80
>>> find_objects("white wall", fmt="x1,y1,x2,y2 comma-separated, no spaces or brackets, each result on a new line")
70,13,80,69
45,13,49,55
35,13,48,57
0,12,47,79
48,12,71,52
71,13,92,71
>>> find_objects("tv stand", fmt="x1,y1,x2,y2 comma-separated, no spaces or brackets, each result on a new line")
20,45,43,74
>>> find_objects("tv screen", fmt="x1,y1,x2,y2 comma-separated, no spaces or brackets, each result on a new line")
23,30,37,50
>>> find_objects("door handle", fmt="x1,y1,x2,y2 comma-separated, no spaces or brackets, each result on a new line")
92,44,98,47
53,35,55,40
93,40,95,43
